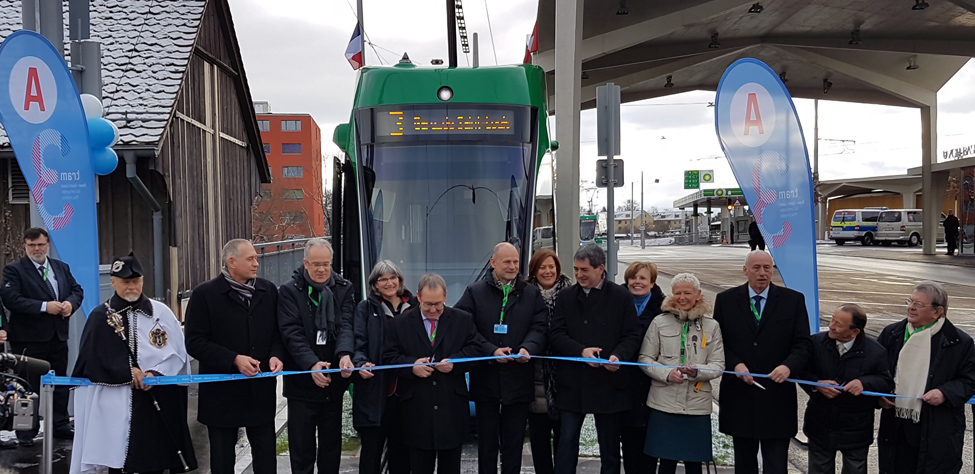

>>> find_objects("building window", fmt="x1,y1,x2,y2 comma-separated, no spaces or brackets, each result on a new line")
259,188,272,200
281,143,302,154
258,120,270,132
263,143,271,154
281,120,301,132
282,212,304,224
283,189,304,200
282,166,303,178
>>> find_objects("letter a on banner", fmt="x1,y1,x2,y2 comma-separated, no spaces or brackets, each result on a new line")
714,58,819,333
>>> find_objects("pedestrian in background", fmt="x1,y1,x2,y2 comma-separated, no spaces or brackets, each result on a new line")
638,273,724,474
525,248,571,474
943,209,959,256
620,261,666,474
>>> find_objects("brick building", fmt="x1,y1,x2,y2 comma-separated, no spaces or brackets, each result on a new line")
252,101,325,242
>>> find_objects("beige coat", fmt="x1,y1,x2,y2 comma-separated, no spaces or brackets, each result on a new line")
637,296,725,416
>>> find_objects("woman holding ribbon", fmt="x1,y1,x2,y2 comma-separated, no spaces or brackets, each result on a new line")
638,272,724,474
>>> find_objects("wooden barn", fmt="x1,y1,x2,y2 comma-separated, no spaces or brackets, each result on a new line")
0,0,270,310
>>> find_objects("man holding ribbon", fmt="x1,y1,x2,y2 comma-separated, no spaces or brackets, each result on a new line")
70,253,196,474
1,227,83,444
277,238,356,474
712,250,811,474
454,242,547,474
383,274,481,474
876,282,975,474
185,239,285,474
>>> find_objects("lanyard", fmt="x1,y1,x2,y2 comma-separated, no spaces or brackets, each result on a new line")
903,320,937,344
498,284,512,325
307,286,321,306
680,322,689,365
42,265,49,282
749,297,761,323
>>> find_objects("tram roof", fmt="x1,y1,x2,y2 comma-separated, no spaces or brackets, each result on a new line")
534,0,975,109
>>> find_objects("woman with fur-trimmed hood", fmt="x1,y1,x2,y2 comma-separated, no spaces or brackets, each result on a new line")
637,273,725,474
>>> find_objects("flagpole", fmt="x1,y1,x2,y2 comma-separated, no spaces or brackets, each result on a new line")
357,0,365,66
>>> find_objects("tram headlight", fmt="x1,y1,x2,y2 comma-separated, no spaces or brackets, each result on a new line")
437,86,453,101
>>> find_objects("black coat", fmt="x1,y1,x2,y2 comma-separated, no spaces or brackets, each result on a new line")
184,276,285,427
799,332,893,450
350,290,417,429
877,318,975,474
713,283,812,439
943,215,959,235
549,279,642,414
1,257,84,343
624,284,666,425
454,273,547,404
277,269,356,403
382,306,481,450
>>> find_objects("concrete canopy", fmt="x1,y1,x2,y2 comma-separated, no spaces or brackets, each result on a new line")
535,0,975,110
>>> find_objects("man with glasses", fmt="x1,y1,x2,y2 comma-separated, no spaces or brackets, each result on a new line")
876,282,975,474
276,238,356,474
455,242,547,474
1,227,84,445
383,274,481,474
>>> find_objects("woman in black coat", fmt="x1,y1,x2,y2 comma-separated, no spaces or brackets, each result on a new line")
620,261,666,474
351,260,418,474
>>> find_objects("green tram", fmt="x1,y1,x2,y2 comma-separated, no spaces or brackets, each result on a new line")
332,61,554,304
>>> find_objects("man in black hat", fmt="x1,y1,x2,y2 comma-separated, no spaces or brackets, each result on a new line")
70,253,197,474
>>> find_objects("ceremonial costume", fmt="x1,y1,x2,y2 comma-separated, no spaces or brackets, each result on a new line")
70,256,196,474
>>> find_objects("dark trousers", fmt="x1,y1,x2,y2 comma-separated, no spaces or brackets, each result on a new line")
286,398,343,474
11,339,70,434
880,424,920,474
749,240,766,251
475,400,530,474
409,445,462,474
732,436,790,474
207,423,277,474
358,395,410,474
528,412,560,474
947,233,958,254
556,411,622,474
659,459,702,474
620,424,657,474
807,438,867,474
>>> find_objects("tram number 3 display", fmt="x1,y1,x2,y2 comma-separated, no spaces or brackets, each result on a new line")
378,109,514,136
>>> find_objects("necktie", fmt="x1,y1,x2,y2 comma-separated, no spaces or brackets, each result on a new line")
838,343,848,356
427,318,437,346
752,295,763,322
39,265,57,298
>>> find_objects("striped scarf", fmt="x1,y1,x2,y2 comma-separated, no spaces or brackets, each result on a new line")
222,270,256,304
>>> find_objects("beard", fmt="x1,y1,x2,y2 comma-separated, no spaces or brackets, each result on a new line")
120,290,142,302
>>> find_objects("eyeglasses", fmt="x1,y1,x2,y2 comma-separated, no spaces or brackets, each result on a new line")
377,276,398,284
306,262,331,269
421,302,445,310
905,298,938,309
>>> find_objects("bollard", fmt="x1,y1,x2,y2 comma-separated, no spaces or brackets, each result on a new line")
41,372,55,474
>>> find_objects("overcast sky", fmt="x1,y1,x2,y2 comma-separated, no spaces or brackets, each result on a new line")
229,0,975,211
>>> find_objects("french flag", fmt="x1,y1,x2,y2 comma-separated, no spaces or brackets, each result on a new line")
345,23,363,70
523,21,538,64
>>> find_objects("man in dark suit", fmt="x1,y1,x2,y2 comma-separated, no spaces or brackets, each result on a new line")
185,239,285,474
383,274,482,474
0,227,83,443
277,238,356,474
549,243,642,474
454,242,547,474
713,250,812,474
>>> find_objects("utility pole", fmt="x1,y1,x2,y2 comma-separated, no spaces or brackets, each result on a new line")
641,172,645,249
630,182,634,245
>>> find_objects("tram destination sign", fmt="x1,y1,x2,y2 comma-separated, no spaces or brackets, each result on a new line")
377,108,515,137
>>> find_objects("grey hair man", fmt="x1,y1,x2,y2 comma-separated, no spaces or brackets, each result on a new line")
876,282,975,474
185,238,285,474
549,243,643,474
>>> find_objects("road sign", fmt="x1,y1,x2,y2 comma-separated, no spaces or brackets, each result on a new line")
597,159,624,188
684,170,700,189
596,84,621,157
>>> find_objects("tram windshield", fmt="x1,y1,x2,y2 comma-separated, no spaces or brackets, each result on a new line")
355,105,538,303
580,219,597,242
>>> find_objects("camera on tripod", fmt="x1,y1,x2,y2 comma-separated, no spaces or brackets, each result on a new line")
0,353,50,433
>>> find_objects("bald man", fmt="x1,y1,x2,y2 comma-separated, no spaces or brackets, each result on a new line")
455,242,548,474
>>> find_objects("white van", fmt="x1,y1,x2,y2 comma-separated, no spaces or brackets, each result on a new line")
829,208,885,246
875,209,945,247
532,226,554,252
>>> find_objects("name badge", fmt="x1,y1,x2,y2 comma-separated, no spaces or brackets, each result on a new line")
494,324,508,334
316,330,328,345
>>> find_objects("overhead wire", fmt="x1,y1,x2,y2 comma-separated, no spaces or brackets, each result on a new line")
484,0,499,65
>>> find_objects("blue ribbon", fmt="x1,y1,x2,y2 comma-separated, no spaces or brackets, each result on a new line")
41,354,975,405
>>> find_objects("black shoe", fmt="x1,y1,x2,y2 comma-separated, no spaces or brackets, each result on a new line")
53,428,74,440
